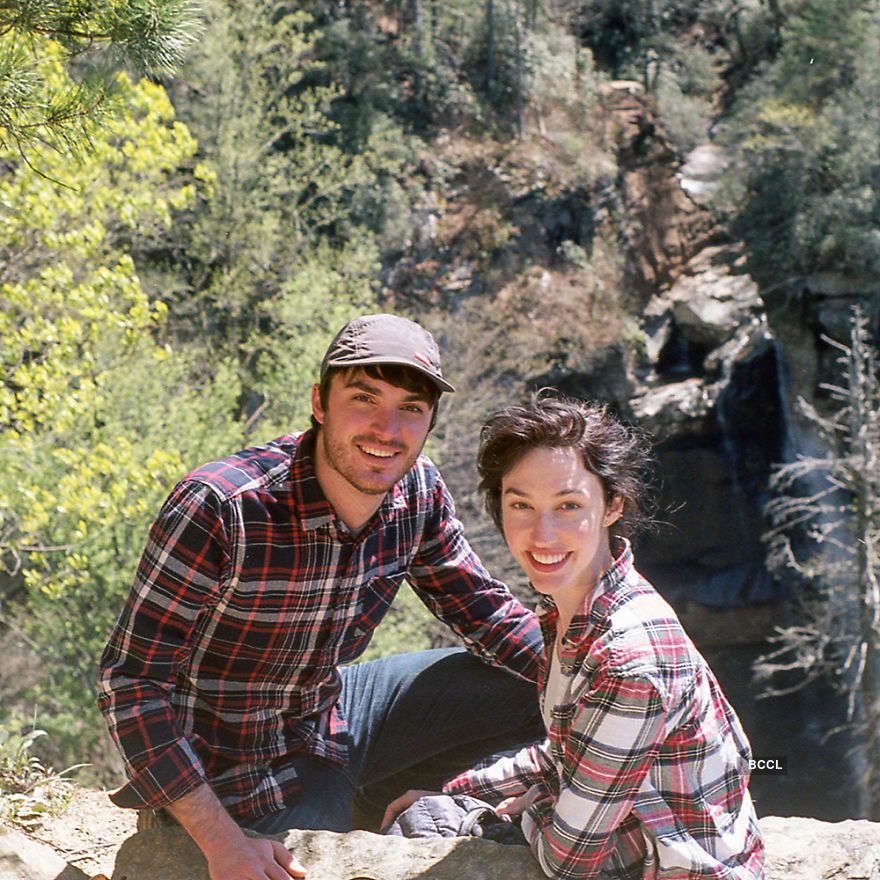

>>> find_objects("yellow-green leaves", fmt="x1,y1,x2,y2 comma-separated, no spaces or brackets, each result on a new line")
0,38,243,764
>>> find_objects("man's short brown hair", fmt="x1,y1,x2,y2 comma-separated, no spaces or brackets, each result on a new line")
311,363,442,432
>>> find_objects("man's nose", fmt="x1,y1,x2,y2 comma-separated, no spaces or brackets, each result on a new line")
370,406,400,438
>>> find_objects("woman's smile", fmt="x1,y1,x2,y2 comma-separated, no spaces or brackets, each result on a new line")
501,445,622,617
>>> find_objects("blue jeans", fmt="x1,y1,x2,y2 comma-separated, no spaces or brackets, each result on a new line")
243,647,544,834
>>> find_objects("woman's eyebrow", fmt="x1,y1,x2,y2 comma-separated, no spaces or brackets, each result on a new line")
503,486,587,497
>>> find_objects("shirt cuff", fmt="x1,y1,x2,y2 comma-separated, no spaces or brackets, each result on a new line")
522,792,553,847
110,739,208,809
441,769,476,796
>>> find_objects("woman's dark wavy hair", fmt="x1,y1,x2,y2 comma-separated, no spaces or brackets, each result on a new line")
477,390,655,542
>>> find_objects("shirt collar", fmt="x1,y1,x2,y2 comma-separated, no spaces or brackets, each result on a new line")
290,429,411,533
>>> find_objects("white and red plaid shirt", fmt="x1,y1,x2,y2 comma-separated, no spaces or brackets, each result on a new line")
444,544,764,879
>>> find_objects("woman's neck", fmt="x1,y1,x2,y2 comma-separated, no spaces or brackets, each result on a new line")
553,544,617,650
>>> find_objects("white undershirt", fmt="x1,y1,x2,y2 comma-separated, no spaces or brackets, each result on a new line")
541,646,568,731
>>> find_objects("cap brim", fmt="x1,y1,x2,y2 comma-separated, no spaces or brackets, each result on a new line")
323,354,455,393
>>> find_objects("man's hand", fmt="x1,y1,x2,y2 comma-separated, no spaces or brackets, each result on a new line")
380,788,441,831
204,834,305,880
165,783,306,879
495,784,541,820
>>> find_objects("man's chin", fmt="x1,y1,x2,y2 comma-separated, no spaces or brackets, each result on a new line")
351,473,404,495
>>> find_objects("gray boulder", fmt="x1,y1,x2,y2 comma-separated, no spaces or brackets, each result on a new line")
4,815,880,880
762,816,880,880
108,816,880,880
0,827,88,880
110,825,545,880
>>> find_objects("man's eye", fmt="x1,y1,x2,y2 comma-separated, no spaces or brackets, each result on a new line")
561,501,582,511
403,404,427,414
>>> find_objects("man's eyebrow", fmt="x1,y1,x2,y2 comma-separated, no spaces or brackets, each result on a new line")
343,377,382,394
343,377,431,404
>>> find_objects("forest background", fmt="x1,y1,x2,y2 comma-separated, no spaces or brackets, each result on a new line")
1,0,880,823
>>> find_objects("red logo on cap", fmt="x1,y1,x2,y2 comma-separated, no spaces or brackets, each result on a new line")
413,351,434,369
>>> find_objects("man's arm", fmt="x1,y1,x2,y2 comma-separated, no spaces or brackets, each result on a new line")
97,481,227,808
166,784,305,880
406,472,544,681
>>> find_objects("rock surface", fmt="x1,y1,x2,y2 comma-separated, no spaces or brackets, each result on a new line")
4,815,880,880
0,827,88,880
112,826,547,880
762,816,880,880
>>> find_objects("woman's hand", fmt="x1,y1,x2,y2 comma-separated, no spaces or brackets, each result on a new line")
495,784,541,819
380,788,441,831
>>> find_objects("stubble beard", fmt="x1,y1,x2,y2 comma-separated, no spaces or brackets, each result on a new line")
320,428,414,496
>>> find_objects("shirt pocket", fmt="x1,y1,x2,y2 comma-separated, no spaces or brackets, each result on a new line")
338,572,407,662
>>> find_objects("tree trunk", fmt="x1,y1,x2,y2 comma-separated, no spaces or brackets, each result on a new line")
847,307,880,818
764,0,784,48
486,0,495,99
513,0,523,137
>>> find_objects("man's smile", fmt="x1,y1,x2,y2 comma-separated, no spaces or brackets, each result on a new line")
356,442,401,460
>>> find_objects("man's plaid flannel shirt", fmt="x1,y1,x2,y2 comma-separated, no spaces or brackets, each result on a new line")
443,545,764,880
97,430,542,821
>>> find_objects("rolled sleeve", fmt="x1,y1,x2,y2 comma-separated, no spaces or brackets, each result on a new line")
443,741,553,802
97,481,228,808
109,738,208,808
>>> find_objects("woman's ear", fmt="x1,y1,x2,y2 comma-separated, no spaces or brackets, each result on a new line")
604,495,624,528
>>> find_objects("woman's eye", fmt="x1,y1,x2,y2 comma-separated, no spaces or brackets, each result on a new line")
561,501,582,511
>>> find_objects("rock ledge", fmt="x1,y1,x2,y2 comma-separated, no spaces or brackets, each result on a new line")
2,815,880,880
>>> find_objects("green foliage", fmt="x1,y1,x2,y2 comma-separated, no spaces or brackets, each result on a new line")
0,40,245,765
0,0,202,156
152,1,387,433
722,3,880,295
0,718,79,825
357,584,447,663
772,0,874,105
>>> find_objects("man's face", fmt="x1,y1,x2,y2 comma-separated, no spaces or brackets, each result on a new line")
311,369,434,498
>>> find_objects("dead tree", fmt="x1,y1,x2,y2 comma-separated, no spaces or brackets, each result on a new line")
758,305,880,818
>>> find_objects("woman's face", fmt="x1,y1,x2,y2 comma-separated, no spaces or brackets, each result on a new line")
501,445,623,609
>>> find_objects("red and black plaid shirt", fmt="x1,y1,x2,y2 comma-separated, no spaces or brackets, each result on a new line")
97,430,542,820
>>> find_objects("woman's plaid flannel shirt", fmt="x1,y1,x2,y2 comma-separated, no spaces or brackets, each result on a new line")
443,545,764,880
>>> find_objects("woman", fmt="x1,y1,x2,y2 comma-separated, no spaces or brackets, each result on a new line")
384,393,764,879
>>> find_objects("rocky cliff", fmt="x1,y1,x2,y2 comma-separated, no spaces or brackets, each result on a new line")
383,83,867,820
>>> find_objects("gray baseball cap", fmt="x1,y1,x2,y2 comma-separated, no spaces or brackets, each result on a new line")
320,314,455,393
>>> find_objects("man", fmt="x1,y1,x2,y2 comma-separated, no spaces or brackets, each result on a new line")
98,314,544,880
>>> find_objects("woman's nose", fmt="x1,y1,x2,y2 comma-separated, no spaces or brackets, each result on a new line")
532,512,557,543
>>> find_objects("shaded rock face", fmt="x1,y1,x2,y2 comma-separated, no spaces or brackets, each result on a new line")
109,826,546,880
6,816,880,880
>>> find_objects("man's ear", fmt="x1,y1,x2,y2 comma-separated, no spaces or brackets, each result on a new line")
311,383,325,425
604,495,624,528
